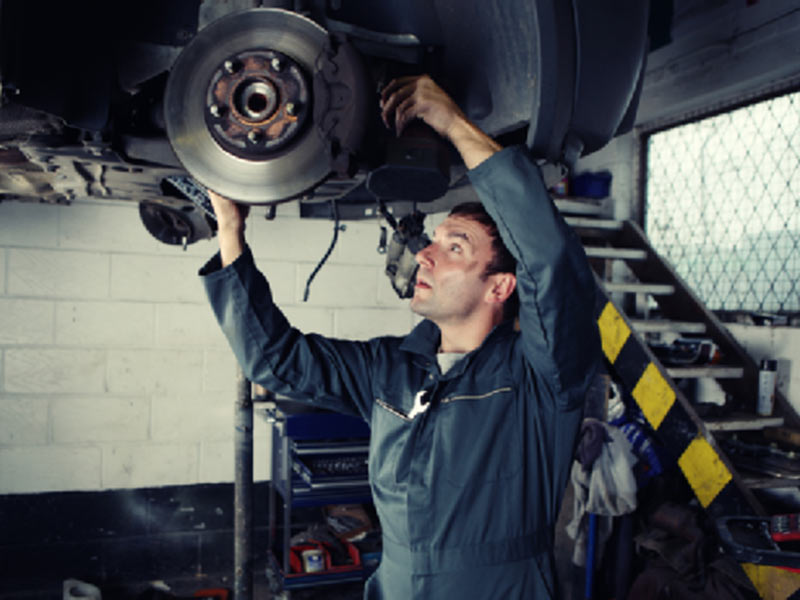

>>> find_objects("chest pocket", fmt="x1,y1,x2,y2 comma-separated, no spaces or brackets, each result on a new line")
369,397,413,490
432,387,522,487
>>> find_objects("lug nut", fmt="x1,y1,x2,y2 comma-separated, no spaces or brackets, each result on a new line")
286,102,297,116
270,57,283,72
209,104,224,118
223,59,240,74
247,129,262,144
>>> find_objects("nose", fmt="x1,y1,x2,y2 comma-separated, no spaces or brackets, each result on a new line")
415,242,434,268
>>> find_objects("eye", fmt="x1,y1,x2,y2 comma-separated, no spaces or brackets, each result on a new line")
449,243,462,253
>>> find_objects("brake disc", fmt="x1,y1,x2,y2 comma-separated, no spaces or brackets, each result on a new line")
164,9,333,203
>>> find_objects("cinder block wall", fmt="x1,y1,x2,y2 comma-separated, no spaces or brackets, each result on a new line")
0,200,415,494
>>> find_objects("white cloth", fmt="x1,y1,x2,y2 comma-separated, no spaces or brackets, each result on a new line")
566,419,638,566
436,351,465,374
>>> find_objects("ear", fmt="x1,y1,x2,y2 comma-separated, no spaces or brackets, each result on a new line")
484,272,516,305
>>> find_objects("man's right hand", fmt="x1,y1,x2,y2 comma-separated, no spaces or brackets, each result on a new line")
208,189,248,267
208,190,249,232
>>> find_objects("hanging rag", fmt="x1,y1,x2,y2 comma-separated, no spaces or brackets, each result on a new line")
566,418,639,566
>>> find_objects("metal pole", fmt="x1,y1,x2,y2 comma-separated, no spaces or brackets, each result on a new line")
234,366,253,600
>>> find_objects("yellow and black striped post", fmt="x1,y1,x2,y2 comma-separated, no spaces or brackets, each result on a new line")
595,293,754,518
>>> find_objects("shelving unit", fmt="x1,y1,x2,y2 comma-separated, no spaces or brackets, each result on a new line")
262,403,376,592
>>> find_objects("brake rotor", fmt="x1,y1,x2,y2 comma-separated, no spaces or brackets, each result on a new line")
164,9,331,203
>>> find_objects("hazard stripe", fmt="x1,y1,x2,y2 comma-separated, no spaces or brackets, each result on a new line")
741,563,800,599
678,436,732,508
597,302,630,363
632,362,675,430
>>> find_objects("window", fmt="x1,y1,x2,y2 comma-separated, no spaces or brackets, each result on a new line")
645,89,800,314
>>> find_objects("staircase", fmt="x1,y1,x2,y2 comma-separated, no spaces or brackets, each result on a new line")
555,196,800,599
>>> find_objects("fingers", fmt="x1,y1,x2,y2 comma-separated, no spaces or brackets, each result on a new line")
380,78,418,131
380,75,438,133
206,189,227,216
207,189,248,226
380,75,423,104
207,189,225,205
379,75,460,139
394,95,419,137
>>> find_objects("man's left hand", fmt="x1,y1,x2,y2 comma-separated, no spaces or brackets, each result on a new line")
380,75,502,170
380,75,466,140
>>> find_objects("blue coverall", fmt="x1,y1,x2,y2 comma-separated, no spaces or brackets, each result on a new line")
200,146,602,598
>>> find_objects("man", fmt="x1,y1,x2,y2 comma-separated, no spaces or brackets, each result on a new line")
201,75,601,599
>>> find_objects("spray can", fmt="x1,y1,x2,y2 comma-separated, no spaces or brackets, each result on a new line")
757,359,777,416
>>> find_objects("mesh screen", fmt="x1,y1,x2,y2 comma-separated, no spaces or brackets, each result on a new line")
645,90,800,313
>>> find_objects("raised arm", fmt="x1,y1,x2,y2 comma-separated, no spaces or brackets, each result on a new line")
470,147,601,406
200,193,376,420
207,189,247,267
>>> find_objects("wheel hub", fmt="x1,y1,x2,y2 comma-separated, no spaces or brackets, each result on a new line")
205,49,311,157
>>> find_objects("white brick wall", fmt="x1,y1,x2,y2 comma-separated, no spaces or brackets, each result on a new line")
199,435,270,482
51,397,150,443
0,200,414,493
0,446,102,492
56,301,155,346
0,298,54,344
1,248,6,293
0,202,59,247
9,249,110,298
335,308,414,340
6,349,106,394
103,443,199,489
110,254,206,302
0,397,48,445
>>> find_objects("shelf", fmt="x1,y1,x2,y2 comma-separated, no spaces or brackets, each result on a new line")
630,319,707,334
705,414,784,432
553,198,606,216
603,281,675,295
565,216,623,230
584,246,648,261
666,366,744,379
268,405,376,592
268,551,367,590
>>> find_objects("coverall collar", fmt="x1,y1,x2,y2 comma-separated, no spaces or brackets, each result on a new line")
399,318,517,377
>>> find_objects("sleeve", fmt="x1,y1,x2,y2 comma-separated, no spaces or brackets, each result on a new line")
468,146,601,409
199,246,375,420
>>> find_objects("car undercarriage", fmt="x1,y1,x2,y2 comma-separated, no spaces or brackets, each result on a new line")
0,0,649,247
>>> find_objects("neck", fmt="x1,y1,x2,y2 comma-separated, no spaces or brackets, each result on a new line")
436,310,504,354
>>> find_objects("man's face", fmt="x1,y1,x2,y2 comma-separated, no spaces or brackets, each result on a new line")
410,215,496,324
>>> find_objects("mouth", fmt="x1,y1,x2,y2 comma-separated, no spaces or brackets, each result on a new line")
415,277,431,290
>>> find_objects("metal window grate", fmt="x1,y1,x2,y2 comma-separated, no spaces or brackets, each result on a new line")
645,89,800,313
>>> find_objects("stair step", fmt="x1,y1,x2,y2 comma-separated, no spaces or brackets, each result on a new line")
554,198,605,216
565,216,623,230
741,476,800,489
704,414,784,432
630,319,707,334
666,366,744,379
603,281,675,295
584,246,648,261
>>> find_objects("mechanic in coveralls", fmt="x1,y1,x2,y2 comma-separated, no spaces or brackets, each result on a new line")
200,75,602,599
